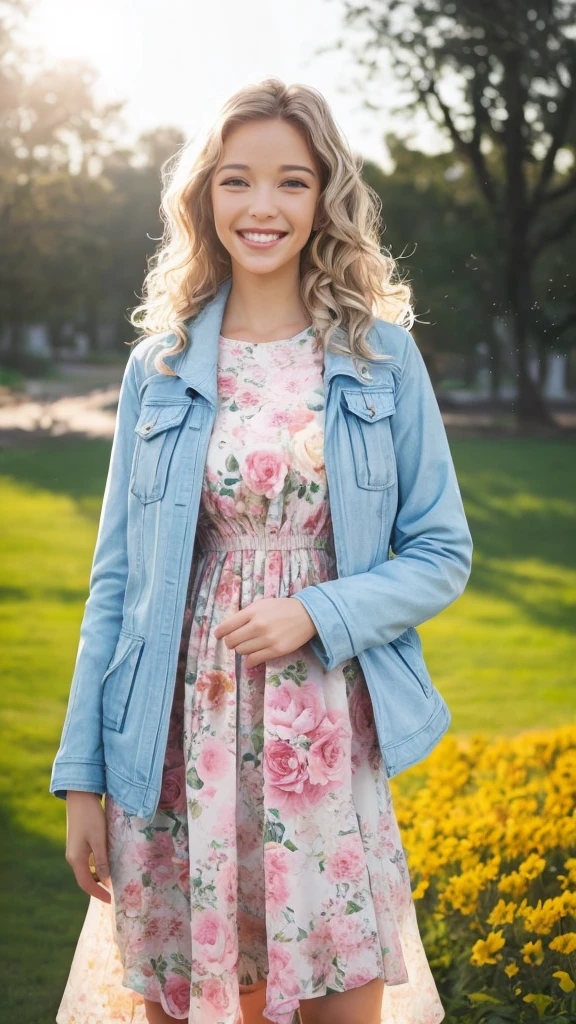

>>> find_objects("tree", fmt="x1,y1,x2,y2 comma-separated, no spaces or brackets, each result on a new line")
322,0,576,423
0,1,182,353
363,137,506,393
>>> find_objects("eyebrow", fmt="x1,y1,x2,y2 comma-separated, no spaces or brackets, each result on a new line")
217,163,316,177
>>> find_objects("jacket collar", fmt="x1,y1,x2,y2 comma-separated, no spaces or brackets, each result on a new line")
162,275,381,404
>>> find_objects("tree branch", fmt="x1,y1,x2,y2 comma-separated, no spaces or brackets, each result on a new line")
531,203,576,256
529,63,576,217
539,169,576,205
421,80,499,209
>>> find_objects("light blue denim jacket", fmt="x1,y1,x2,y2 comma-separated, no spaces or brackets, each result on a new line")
49,275,473,821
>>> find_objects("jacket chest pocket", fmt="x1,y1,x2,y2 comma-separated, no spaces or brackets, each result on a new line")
340,386,397,490
130,400,197,504
102,628,145,732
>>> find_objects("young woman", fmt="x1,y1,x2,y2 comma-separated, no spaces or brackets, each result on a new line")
50,78,472,1024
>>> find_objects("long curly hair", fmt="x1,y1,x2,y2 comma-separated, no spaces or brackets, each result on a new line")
129,77,415,374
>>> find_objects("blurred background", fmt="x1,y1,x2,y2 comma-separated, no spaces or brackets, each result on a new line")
0,1,574,1022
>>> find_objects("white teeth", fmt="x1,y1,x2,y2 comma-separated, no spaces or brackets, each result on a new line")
239,231,284,242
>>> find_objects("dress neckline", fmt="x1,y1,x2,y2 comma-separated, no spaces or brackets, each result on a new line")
219,325,314,347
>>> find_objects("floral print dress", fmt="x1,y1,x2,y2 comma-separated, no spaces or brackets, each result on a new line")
55,325,445,1024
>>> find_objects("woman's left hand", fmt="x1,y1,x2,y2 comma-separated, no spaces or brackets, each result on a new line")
213,597,318,669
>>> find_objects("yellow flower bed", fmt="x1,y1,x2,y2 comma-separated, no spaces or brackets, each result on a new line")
391,724,576,1023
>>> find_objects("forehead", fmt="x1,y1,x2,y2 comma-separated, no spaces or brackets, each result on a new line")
218,119,317,169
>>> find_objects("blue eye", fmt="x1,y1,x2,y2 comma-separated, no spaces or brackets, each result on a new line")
221,178,307,188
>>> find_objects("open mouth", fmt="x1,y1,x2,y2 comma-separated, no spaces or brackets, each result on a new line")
236,231,288,249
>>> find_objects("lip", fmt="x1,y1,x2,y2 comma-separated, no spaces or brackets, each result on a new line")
236,230,288,250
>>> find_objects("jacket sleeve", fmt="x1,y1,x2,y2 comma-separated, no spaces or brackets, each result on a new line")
49,349,141,800
291,328,473,670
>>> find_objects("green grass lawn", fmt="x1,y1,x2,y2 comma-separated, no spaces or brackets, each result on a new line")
1,435,575,1023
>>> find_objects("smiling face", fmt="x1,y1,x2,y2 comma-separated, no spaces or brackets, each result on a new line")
210,118,322,279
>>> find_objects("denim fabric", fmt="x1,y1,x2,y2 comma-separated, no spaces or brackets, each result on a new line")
49,275,473,820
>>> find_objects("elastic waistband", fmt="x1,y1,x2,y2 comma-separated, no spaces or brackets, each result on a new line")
197,527,332,552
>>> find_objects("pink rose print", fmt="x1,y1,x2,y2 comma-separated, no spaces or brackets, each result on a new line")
266,679,325,739
216,856,238,909
201,976,232,1013
267,549,282,575
133,832,176,886
217,372,238,399
268,941,292,976
329,913,365,953
119,879,143,916
263,739,308,794
288,406,317,435
158,765,187,814
197,737,233,782
240,446,290,498
349,680,376,750
300,919,334,968
307,715,350,786
247,403,295,434
163,972,190,1016
143,976,162,1001
214,493,238,517
192,908,237,972
234,385,263,409
264,847,291,913
325,834,366,885
215,564,239,605
346,967,380,988
173,853,190,895
307,712,348,782
267,366,313,397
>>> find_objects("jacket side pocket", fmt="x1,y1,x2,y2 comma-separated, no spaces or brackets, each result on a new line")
102,628,145,732
389,627,434,698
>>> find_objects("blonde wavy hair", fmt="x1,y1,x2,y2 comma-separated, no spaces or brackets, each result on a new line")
129,77,415,374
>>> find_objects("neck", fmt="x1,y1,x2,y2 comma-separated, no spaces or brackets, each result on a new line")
222,262,310,340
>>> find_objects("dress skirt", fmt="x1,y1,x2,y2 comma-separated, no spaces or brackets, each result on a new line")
54,326,445,1024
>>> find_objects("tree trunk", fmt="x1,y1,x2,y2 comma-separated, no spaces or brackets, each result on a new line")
506,258,556,426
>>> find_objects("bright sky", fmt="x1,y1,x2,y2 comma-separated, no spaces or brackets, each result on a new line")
23,0,442,170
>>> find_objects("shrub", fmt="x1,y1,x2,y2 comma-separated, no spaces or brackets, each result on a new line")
392,725,576,1023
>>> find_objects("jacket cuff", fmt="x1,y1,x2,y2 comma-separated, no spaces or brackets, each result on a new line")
290,588,355,670
49,759,106,801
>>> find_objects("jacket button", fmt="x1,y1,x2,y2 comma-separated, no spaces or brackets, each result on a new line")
367,404,376,417
354,358,373,380
143,423,153,432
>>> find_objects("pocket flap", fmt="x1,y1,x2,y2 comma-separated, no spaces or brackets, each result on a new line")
341,387,396,422
102,629,145,732
134,402,191,440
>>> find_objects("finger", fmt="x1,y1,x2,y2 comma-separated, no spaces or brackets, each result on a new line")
244,646,277,669
214,617,246,639
233,633,273,657
220,622,261,651
68,856,112,904
90,845,112,889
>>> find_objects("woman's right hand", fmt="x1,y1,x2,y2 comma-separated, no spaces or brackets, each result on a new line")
65,791,112,904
